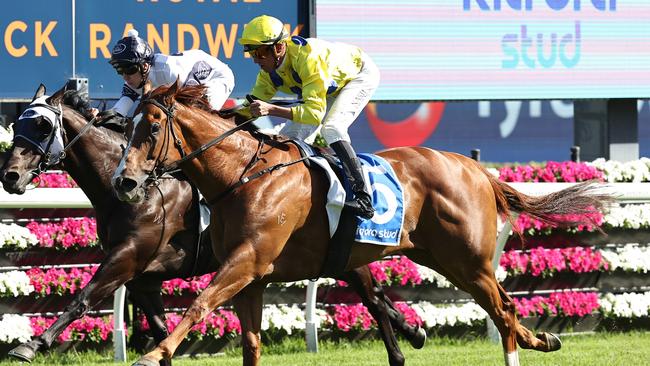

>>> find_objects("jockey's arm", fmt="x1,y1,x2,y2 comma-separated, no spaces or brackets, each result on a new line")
112,84,141,117
289,54,329,125
249,101,292,120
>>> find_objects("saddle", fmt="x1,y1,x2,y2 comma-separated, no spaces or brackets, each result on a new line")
288,139,359,278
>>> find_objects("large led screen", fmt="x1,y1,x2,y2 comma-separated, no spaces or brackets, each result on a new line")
314,0,650,101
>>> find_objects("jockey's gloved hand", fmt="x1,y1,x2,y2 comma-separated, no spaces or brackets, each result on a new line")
95,109,123,125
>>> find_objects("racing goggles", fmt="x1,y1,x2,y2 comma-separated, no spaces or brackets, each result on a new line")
114,63,140,76
244,45,271,59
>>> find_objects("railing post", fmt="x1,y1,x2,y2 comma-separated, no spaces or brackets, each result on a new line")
305,280,319,352
571,146,581,162
471,149,481,162
113,285,127,362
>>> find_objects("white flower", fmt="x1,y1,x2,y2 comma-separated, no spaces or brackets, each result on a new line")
0,124,13,152
589,158,650,182
0,223,38,250
0,270,34,297
274,278,336,288
603,204,650,230
601,244,650,273
0,314,33,343
261,305,328,335
411,301,487,327
600,292,650,318
416,265,454,288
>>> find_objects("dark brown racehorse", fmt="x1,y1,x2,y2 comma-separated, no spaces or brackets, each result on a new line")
1,84,424,366
113,81,613,366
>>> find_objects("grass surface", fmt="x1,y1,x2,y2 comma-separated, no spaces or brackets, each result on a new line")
0,332,647,366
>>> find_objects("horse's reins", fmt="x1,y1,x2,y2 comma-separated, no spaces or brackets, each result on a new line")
139,97,309,204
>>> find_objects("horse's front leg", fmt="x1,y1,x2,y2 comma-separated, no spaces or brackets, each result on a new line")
133,243,263,366
232,282,266,366
8,245,139,362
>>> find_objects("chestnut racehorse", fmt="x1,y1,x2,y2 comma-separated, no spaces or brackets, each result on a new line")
113,81,613,366
1,84,424,366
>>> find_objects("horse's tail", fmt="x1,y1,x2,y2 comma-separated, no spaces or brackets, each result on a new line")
477,164,615,236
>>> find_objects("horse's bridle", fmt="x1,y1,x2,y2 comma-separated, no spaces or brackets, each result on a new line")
137,96,257,182
15,99,110,178
14,100,66,177
135,95,308,205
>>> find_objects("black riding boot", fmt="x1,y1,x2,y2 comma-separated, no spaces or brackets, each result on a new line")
330,141,375,219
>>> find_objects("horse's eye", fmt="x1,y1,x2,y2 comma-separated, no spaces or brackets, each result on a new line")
37,120,53,139
151,123,161,135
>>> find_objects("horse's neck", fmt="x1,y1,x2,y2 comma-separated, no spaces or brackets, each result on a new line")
177,112,259,197
61,110,123,207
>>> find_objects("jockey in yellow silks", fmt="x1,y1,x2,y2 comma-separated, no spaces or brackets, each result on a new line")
238,15,381,220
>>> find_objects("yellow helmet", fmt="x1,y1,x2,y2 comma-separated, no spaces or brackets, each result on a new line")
238,15,288,51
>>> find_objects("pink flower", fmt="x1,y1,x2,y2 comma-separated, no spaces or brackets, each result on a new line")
30,316,114,343
514,292,599,318
139,309,240,338
26,218,98,250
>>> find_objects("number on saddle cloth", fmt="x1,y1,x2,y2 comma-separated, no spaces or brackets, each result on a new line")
289,139,405,246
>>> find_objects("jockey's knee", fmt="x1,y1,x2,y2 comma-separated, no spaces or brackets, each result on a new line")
320,124,349,145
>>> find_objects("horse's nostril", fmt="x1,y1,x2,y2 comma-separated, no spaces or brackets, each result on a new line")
116,176,138,193
3,171,20,184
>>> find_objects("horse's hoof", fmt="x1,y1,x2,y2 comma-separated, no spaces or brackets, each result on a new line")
132,357,162,366
409,326,427,349
8,341,39,363
537,332,562,352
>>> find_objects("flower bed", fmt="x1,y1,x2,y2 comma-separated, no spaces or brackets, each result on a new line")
3,243,649,298
2,158,650,350
2,291,649,346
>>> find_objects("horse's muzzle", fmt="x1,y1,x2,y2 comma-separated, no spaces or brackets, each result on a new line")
0,169,29,194
113,175,145,203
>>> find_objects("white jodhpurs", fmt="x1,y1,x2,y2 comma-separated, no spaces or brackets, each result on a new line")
279,52,380,145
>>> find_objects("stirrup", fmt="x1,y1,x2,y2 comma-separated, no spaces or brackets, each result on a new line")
345,195,375,219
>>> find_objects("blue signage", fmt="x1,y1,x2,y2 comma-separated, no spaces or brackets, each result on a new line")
1,0,305,100
0,1,72,99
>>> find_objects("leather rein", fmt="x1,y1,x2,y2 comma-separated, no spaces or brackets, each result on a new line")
139,97,308,205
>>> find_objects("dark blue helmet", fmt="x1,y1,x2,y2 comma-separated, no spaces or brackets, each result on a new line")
109,29,153,69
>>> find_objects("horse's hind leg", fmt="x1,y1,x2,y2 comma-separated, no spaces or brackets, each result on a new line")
411,250,524,366
342,267,407,366
343,266,426,350
494,283,562,353
450,261,560,366
456,263,523,366
127,280,172,366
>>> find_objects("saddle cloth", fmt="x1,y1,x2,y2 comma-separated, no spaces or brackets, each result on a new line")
195,140,405,247
292,140,405,246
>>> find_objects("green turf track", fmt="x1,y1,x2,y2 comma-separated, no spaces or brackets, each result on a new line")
0,332,646,366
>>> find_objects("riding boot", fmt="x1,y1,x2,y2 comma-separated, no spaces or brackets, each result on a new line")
330,141,375,219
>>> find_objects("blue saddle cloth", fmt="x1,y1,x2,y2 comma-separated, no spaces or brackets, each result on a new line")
351,154,404,246
291,140,404,246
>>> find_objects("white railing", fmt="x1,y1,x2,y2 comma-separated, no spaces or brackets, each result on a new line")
1,182,649,358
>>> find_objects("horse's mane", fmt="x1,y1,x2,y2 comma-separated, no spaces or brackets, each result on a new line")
62,90,95,120
152,83,215,114
61,89,126,136
152,83,262,135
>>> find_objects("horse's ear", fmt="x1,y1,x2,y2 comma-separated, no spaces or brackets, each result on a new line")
32,84,46,101
168,77,181,96
46,86,66,106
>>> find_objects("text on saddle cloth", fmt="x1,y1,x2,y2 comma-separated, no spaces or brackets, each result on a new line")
352,154,404,246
